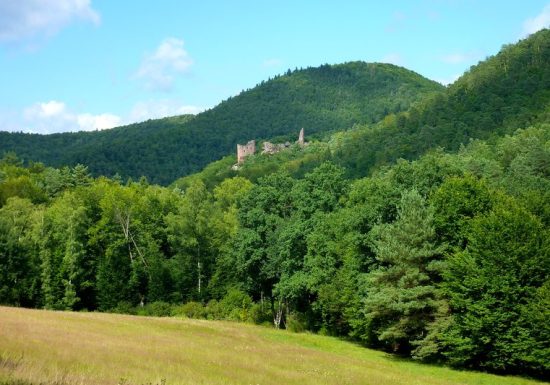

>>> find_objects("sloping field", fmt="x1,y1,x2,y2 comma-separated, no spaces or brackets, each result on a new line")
0,306,544,385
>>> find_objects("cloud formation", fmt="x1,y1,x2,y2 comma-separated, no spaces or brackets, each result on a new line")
128,99,204,123
0,0,100,43
433,73,460,86
23,100,120,134
11,99,204,134
522,4,550,37
441,52,481,64
262,58,283,68
380,53,403,66
135,38,193,92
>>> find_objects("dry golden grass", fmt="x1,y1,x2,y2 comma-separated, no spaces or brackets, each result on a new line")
0,306,544,385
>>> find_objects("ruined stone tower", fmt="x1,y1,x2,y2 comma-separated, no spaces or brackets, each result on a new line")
237,140,256,164
298,128,305,147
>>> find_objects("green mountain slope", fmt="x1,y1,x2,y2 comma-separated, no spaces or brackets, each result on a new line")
0,63,442,185
176,29,550,188
335,29,550,177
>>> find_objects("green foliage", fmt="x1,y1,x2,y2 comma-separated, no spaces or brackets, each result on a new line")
0,197,42,307
136,301,173,317
442,200,550,374
333,29,550,179
172,301,207,319
362,190,447,357
0,31,549,379
286,312,308,333
431,175,494,249
0,63,441,185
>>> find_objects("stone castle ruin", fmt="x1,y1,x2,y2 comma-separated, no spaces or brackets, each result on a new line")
237,140,256,164
234,128,307,169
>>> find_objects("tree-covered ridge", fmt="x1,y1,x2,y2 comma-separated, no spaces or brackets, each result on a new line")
173,29,550,187
1,124,548,378
0,62,442,185
334,28,550,177
1,28,549,381
0,114,196,185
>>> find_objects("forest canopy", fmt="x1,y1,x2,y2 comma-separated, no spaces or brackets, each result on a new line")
1,29,550,380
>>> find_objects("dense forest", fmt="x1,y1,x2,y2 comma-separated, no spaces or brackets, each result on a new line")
0,63,442,185
1,125,548,377
173,28,550,188
0,30,549,380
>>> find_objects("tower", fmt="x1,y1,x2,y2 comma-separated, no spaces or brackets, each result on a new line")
298,128,305,146
237,140,256,164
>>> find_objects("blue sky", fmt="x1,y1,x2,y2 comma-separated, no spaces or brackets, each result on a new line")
0,0,549,134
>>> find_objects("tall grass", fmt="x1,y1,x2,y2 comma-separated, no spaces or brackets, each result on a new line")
0,306,544,385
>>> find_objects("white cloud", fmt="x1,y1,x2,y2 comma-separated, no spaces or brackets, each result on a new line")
441,52,481,64
77,113,121,131
0,0,100,43
441,53,468,64
262,58,283,68
380,53,403,66
27,100,66,118
5,98,204,134
22,100,120,134
135,38,193,92
385,11,407,33
522,4,550,37
433,73,460,86
128,99,204,123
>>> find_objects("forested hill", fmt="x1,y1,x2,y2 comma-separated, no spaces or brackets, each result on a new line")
336,29,550,177
174,29,550,188
1,30,550,380
0,63,442,185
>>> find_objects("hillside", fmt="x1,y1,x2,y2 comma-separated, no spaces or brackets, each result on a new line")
0,63,442,185
174,29,550,188
335,29,550,177
1,29,549,381
0,306,542,385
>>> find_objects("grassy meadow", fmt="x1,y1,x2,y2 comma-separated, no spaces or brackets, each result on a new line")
0,306,545,385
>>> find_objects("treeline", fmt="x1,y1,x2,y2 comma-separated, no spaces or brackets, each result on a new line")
1,124,548,378
334,28,550,178
0,62,441,185
172,30,550,189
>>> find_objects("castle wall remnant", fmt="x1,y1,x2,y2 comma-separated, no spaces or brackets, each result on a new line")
237,140,256,164
262,141,290,155
234,129,308,169
298,127,305,147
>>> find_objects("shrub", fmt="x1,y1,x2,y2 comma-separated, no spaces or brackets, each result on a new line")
248,303,272,324
205,299,222,320
137,301,173,317
109,301,137,315
172,301,206,319
218,288,253,321
286,312,307,333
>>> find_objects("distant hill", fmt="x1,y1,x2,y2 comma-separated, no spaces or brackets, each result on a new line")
334,28,550,177
0,62,442,185
176,29,550,187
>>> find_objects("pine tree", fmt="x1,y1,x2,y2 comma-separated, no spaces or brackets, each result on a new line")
364,189,446,356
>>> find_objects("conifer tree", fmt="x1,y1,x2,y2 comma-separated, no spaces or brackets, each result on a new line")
364,189,446,355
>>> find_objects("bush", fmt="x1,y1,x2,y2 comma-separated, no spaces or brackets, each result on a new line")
172,301,206,319
248,303,272,324
137,301,173,317
286,312,307,333
109,301,137,315
205,299,222,320
218,288,253,321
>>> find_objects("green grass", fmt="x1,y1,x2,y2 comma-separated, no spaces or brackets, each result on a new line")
0,306,545,385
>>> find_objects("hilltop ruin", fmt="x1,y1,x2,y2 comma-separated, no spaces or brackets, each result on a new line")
233,128,307,169
237,140,256,164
